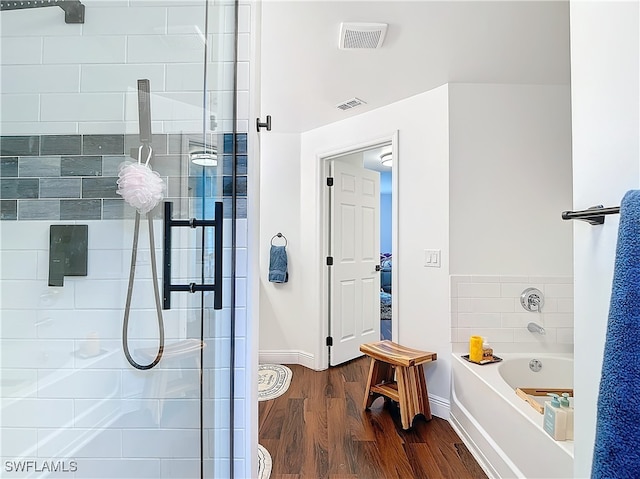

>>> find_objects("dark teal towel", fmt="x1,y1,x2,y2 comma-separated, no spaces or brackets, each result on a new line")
268,245,288,283
592,190,640,478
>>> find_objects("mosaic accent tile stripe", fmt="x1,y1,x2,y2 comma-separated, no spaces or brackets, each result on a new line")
222,155,247,175
102,155,129,177
223,197,247,219
60,199,102,220
189,176,215,198
82,177,119,198
0,134,248,220
148,154,183,177
103,199,136,220
1,200,17,220
61,156,103,177
0,136,39,156
1,179,39,199
125,134,169,156
18,199,60,220
223,133,248,155
1,157,18,177
223,176,247,197
19,156,61,178
83,135,125,155
41,135,81,156
40,178,82,198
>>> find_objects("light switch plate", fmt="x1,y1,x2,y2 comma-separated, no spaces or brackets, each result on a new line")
424,249,441,268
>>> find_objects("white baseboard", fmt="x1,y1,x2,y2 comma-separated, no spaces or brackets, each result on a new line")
428,392,450,420
259,350,315,369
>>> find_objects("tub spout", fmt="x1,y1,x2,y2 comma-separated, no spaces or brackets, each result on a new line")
527,322,546,335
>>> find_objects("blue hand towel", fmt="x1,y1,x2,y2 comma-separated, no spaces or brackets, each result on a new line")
592,190,640,478
268,245,288,283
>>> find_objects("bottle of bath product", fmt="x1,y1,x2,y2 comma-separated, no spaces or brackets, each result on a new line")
469,335,483,363
482,338,493,362
560,393,574,440
543,393,567,440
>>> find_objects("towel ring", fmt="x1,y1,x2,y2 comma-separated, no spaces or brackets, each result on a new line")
271,232,287,247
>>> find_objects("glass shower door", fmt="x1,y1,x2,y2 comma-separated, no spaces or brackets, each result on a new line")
0,1,241,478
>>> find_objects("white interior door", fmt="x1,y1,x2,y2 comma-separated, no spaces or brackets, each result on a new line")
329,160,381,366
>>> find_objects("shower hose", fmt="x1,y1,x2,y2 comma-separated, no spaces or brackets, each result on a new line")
122,210,165,370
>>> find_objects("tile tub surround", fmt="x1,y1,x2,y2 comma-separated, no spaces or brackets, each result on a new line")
0,133,248,220
451,275,574,353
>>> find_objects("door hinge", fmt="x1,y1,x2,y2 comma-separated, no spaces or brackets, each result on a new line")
326,256,333,266
326,177,334,187
326,336,333,346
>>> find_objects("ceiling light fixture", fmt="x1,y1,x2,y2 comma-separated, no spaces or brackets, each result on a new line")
190,152,218,167
380,152,392,168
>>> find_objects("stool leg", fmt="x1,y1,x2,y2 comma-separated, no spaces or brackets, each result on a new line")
415,364,432,421
363,359,394,410
396,365,432,430
395,366,411,429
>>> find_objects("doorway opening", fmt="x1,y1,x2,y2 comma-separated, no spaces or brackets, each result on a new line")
320,132,398,367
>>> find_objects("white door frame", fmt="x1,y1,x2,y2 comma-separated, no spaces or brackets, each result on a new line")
318,131,399,368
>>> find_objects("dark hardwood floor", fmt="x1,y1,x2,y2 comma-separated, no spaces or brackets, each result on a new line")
258,356,489,479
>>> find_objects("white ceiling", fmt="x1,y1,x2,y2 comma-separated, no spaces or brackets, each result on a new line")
259,0,571,134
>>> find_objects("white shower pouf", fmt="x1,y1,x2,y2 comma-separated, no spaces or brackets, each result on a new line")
116,161,165,214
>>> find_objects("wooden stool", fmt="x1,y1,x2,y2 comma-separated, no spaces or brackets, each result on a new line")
360,340,437,430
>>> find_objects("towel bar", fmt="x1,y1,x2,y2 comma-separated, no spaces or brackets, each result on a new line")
561,205,620,225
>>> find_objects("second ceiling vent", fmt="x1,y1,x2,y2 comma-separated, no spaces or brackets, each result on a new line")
338,22,388,49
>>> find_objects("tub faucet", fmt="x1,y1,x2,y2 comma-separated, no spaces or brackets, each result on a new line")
527,322,546,335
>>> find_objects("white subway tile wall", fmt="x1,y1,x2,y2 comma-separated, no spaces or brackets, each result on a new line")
451,275,574,352
0,2,251,478
1,219,249,476
0,3,249,136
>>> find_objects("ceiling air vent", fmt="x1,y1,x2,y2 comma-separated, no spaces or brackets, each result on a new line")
338,22,388,49
336,97,366,111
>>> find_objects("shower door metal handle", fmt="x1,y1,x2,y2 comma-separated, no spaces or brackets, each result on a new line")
163,201,223,310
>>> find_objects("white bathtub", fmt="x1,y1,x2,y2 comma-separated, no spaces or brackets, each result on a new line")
450,353,574,479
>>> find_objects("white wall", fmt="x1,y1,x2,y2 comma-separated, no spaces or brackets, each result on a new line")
449,83,573,276
258,132,311,366
569,2,640,477
448,83,574,356
259,82,574,417
0,0,248,134
260,85,453,408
